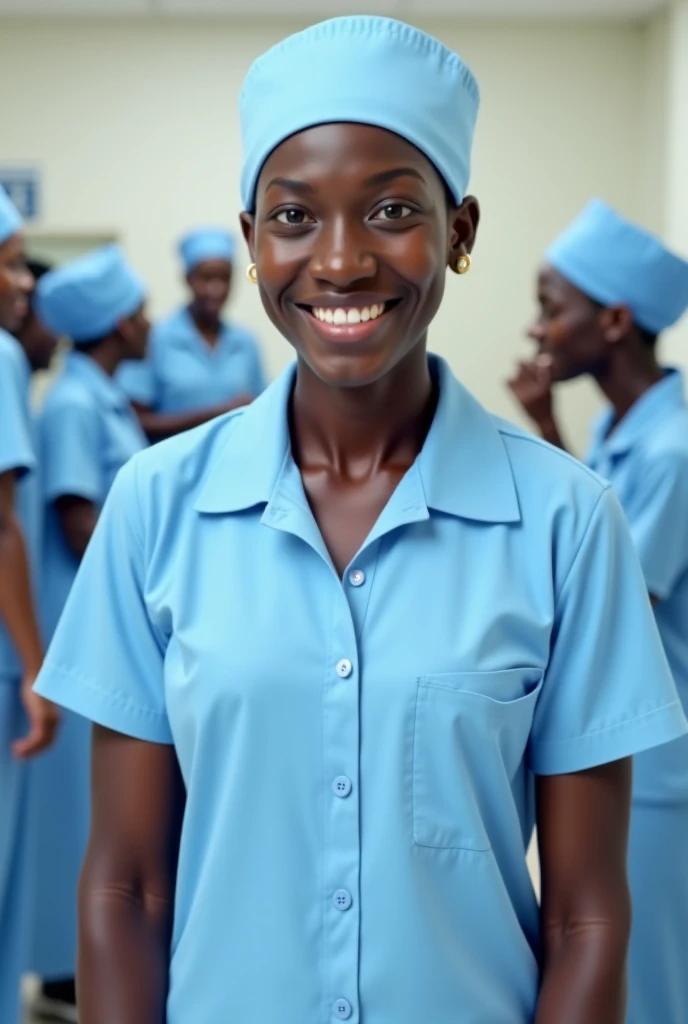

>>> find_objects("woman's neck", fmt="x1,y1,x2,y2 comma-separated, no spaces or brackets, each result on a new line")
189,305,222,344
594,346,664,425
83,337,122,378
290,346,436,477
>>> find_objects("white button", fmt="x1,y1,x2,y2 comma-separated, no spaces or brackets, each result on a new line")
336,659,353,678
334,999,353,1020
333,776,352,798
348,568,366,587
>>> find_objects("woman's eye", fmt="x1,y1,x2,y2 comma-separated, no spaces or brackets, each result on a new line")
275,209,313,226
373,204,413,221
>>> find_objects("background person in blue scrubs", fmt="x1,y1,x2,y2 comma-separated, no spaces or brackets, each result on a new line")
0,190,58,1024
508,199,688,1024
118,227,266,441
25,244,149,1024
14,260,60,377
35,20,688,1024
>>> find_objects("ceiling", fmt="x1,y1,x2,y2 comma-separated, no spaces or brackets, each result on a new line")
0,0,670,18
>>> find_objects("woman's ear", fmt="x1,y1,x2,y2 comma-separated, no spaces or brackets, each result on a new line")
239,212,256,263
600,304,634,345
448,194,480,270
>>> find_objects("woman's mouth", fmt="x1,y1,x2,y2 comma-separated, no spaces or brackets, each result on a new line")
301,300,400,344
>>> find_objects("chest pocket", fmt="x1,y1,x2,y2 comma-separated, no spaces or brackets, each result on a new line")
413,668,543,852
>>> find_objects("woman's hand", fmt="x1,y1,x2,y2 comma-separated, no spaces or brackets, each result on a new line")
507,357,568,450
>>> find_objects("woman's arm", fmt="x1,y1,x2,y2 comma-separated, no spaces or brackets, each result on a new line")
534,759,633,1024
132,398,253,442
79,725,185,1024
56,495,99,561
0,469,58,757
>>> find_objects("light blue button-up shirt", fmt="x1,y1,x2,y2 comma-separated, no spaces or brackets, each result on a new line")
0,328,40,682
587,368,688,805
36,356,686,1024
117,306,266,413
39,351,147,639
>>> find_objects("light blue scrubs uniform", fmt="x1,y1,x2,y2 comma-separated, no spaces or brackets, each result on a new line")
118,307,266,414
0,328,41,1024
35,357,686,1024
27,350,147,981
586,369,688,1024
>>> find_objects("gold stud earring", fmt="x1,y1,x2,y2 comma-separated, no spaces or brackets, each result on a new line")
456,254,472,275
246,263,258,285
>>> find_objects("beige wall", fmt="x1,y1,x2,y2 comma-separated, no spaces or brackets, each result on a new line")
0,15,667,452
661,2,688,370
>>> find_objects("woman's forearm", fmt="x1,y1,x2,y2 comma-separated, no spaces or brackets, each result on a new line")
0,513,43,674
535,910,631,1024
78,878,173,1024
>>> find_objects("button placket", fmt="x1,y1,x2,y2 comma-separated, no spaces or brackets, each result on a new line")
324,590,361,1024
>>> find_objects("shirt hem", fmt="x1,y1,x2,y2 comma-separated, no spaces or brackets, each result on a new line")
35,660,173,745
530,700,688,775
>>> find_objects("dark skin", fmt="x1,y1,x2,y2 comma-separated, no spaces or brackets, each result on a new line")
80,124,632,1024
508,264,663,606
0,233,59,757
57,307,149,563
131,259,252,442
15,260,61,373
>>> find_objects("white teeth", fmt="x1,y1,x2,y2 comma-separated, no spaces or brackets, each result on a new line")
312,302,386,325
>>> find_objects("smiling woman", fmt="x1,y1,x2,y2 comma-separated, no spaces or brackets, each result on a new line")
33,16,687,1024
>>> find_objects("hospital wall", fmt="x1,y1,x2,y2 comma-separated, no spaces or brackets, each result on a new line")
0,15,674,453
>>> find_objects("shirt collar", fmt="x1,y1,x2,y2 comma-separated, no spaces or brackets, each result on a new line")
589,368,686,457
66,350,131,411
194,356,520,524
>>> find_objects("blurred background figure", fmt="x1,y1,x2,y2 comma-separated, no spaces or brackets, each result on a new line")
14,261,60,378
508,199,688,1024
118,227,266,441
0,190,58,1024
24,244,149,1024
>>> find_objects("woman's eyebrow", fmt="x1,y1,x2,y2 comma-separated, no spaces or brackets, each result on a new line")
264,177,314,194
363,167,427,188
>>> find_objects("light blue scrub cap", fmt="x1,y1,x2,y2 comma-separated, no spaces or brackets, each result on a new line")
0,187,22,245
546,199,688,335
36,244,146,344
239,16,480,212
178,228,236,273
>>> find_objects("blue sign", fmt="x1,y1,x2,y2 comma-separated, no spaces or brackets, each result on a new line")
0,167,40,221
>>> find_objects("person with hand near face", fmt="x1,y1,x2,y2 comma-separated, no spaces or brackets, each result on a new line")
117,228,266,441
34,23,687,1024
509,199,688,1024
0,189,59,1024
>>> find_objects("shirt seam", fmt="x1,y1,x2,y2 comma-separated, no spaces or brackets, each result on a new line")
531,698,683,750
555,484,611,601
44,659,168,725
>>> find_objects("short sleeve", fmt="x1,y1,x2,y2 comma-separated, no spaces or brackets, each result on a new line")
530,486,687,775
117,356,157,407
0,338,34,478
34,458,172,744
622,452,688,601
40,398,102,504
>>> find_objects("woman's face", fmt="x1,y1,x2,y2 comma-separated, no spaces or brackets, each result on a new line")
187,259,232,320
0,233,34,333
241,123,478,389
528,266,609,382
